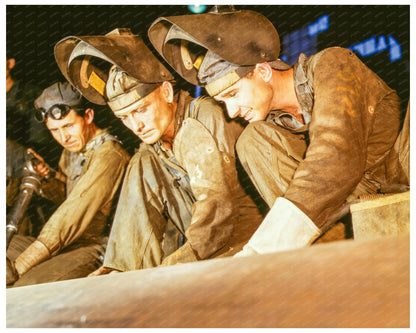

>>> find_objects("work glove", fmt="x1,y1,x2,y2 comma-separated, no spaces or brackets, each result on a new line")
161,242,199,267
235,197,322,257
6,257,19,286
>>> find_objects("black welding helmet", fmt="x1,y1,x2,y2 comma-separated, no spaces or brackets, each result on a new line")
54,28,174,105
148,6,290,96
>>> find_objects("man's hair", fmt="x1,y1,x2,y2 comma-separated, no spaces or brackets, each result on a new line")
72,98,93,118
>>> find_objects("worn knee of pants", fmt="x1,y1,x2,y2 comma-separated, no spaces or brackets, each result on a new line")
103,144,194,271
236,121,307,207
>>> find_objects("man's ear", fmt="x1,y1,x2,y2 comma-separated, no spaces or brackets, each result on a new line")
84,108,95,125
254,62,273,83
161,81,174,103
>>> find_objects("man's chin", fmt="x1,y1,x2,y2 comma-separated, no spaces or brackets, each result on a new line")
141,136,159,145
65,144,82,153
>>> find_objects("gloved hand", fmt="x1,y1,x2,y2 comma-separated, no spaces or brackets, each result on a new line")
88,266,121,277
235,197,321,257
161,242,199,267
6,257,19,286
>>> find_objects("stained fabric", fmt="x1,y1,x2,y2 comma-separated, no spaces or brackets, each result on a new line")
103,91,263,271
237,47,407,233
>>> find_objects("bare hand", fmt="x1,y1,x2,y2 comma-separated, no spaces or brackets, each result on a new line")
27,148,50,177
88,266,120,277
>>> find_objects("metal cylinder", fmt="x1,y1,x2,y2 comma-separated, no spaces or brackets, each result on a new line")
6,158,42,249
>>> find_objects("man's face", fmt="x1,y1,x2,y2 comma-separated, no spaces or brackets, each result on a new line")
46,109,90,153
117,86,175,145
214,74,272,123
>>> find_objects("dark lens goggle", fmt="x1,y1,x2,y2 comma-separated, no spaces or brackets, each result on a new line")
35,104,72,123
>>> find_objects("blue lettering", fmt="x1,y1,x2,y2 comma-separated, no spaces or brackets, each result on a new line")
377,36,388,52
308,15,329,36
348,35,401,62
388,35,402,61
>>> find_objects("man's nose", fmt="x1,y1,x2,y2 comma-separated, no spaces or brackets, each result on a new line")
128,113,144,134
60,129,71,142
225,103,240,119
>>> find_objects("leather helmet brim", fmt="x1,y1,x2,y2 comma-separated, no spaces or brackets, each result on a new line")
148,10,286,86
55,31,174,105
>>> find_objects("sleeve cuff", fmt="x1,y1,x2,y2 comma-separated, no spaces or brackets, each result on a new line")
236,197,321,256
14,240,50,276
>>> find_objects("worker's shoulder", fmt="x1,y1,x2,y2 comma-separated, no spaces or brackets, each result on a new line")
311,46,359,65
94,138,130,163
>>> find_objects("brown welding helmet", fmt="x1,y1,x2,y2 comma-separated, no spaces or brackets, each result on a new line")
54,28,174,105
148,8,290,95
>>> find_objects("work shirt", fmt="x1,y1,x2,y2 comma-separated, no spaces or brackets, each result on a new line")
103,91,262,271
37,128,130,255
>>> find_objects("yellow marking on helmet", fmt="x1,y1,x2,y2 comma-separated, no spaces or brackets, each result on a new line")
80,56,91,88
193,55,204,70
180,40,194,70
88,71,106,96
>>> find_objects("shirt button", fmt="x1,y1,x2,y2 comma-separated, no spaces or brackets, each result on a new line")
368,106,375,114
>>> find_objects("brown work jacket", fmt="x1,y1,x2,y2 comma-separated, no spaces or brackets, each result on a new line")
272,47,404,231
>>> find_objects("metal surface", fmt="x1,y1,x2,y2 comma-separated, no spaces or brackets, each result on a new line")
6,233,409,328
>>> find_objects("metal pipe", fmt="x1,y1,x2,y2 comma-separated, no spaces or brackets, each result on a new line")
6,152,43,249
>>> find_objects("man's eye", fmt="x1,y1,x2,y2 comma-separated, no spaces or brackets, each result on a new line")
225,91,238,98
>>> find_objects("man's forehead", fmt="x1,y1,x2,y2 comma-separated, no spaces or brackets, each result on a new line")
215,82,240,98
45,110,81,128
113,90,155,117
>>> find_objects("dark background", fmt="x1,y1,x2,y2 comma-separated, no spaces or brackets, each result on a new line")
6,4,410,153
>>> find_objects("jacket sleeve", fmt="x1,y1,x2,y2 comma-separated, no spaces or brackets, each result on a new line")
174,100,243,259
37,141,129,255
284,48,380,230
39,157,67,205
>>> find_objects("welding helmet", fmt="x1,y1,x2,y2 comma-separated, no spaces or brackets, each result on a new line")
54,28,174,105
148,6,290,96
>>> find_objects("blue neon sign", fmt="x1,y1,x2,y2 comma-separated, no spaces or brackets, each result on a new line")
348,35,402,62
282,13,402,64
308,15,329,36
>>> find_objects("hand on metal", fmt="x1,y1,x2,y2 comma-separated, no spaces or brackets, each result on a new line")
26,148,50,178
161,242,198,267
88,266,120,277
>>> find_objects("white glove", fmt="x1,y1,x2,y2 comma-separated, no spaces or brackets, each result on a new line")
235,197,321,256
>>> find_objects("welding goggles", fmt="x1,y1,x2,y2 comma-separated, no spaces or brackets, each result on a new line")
35,104,75,123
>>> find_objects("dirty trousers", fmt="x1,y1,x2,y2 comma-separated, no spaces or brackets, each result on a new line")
103,144,194,271
7,234,104,287
237,122,307,208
